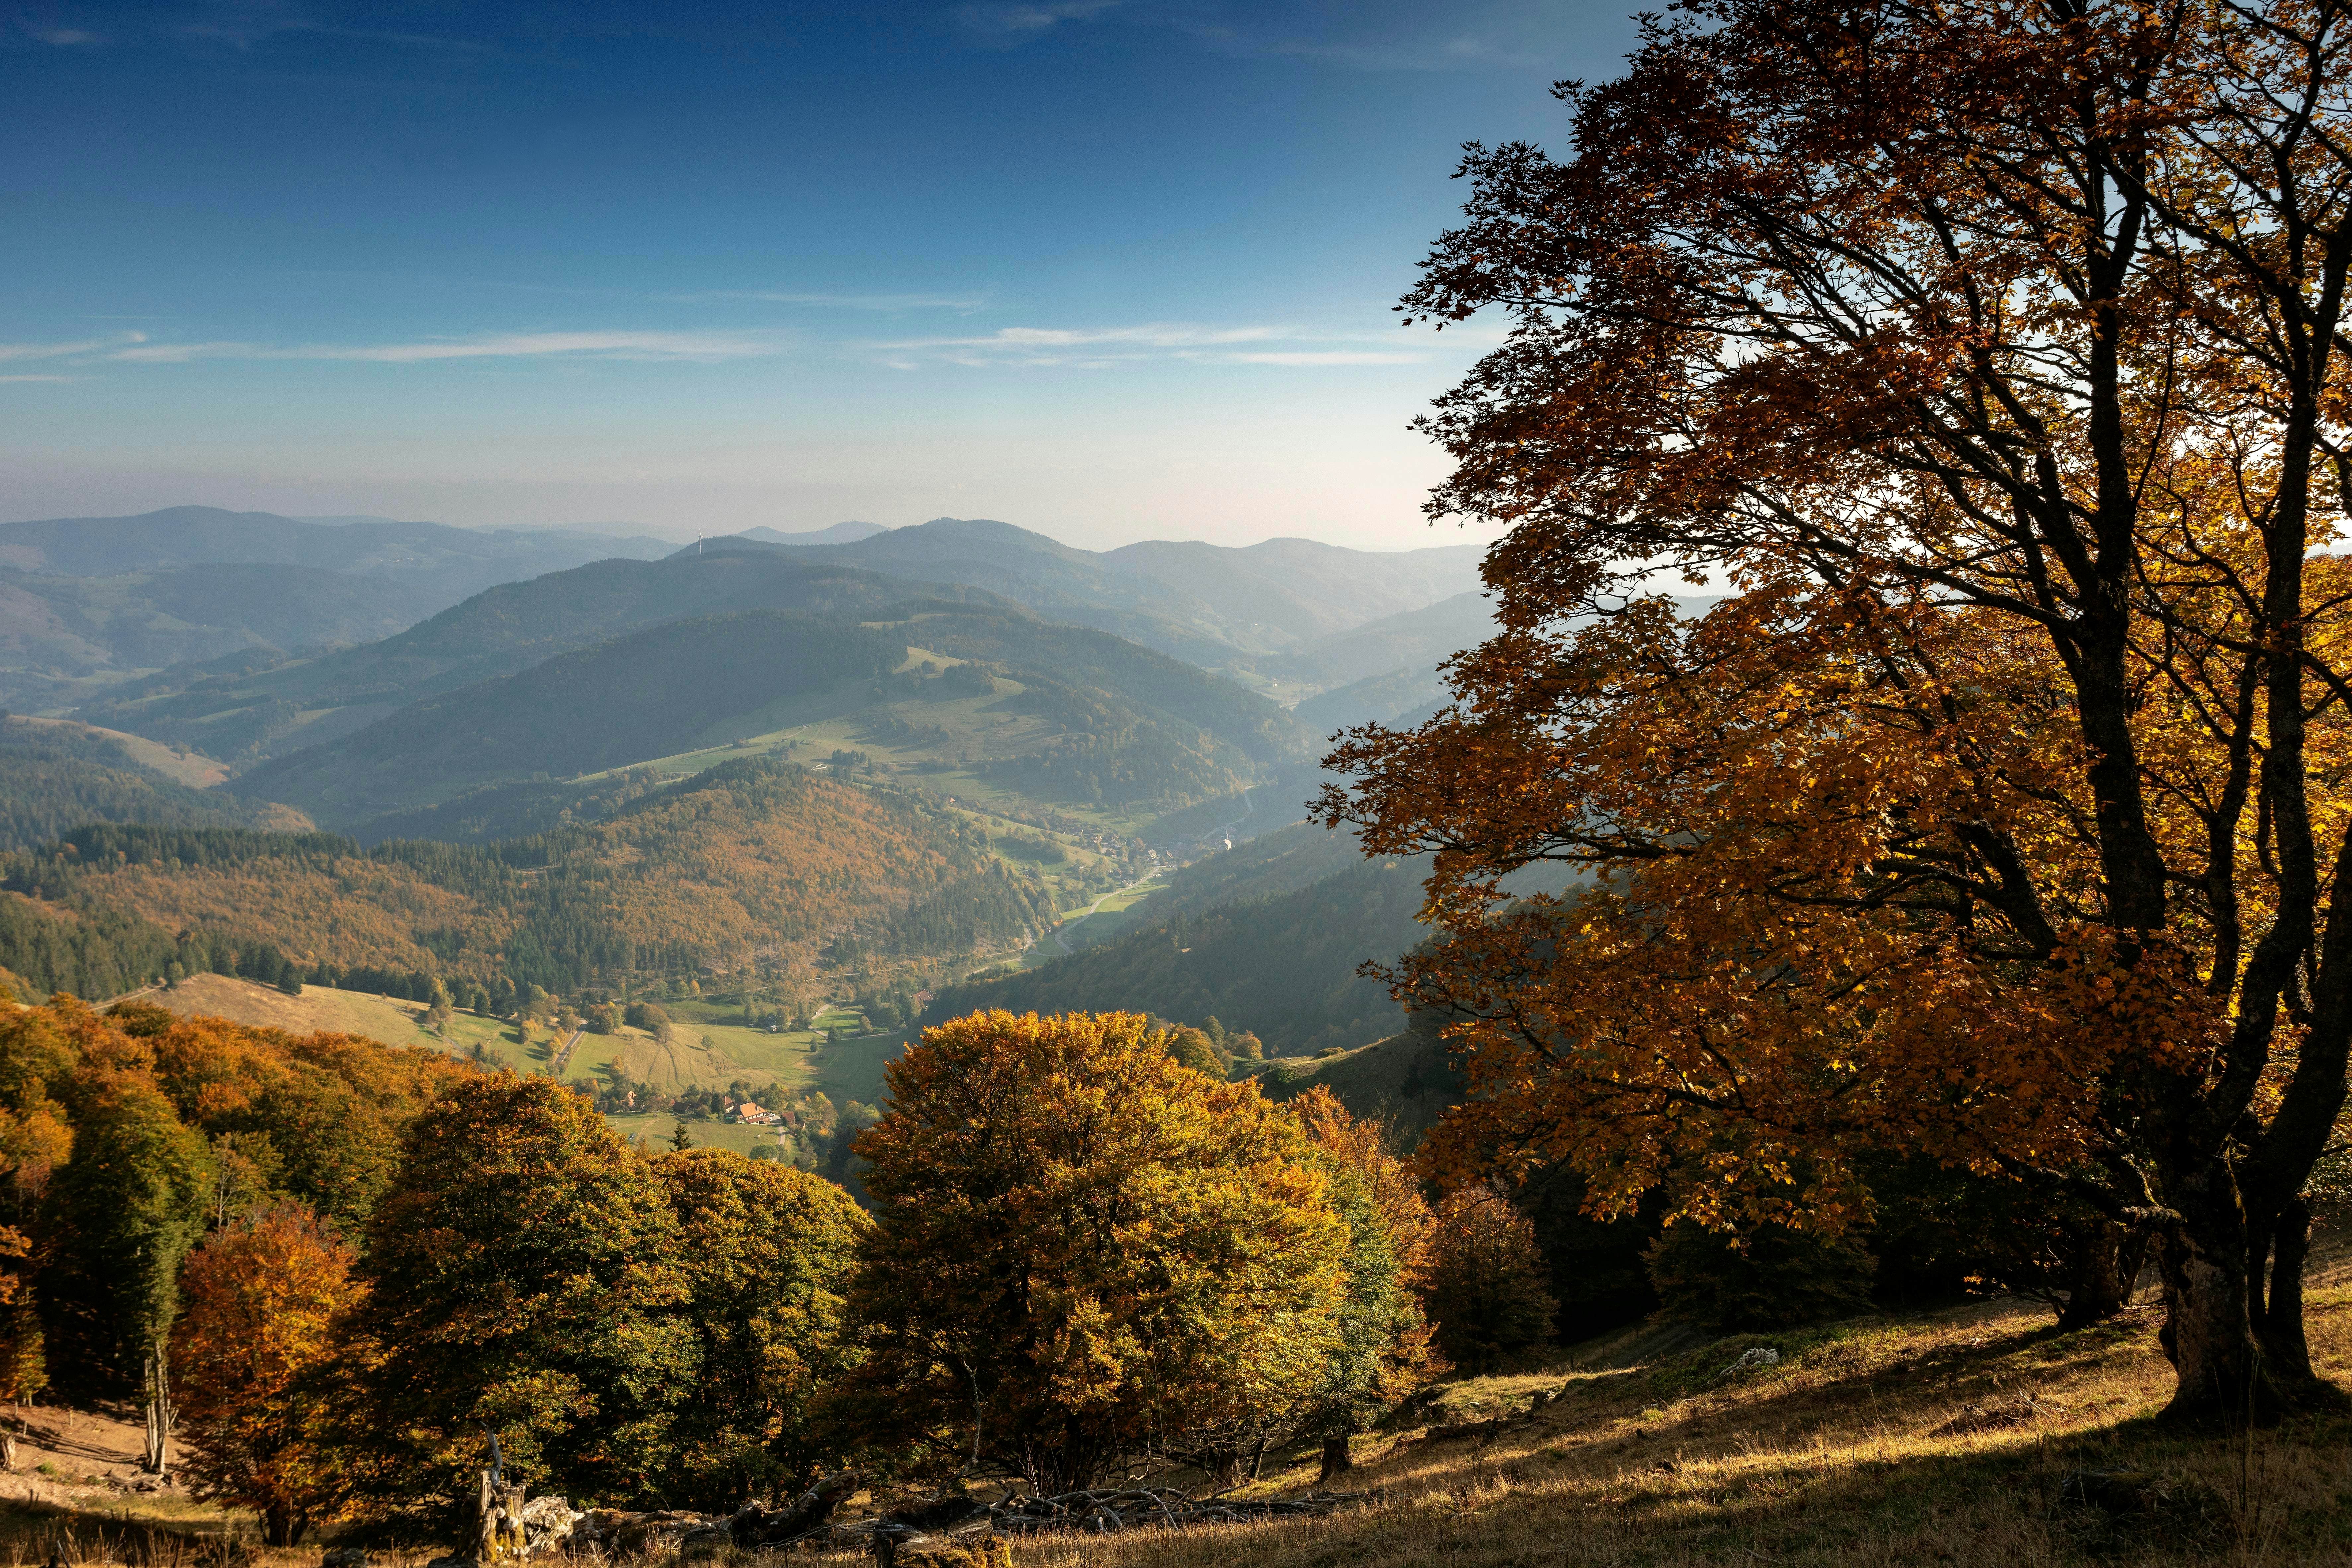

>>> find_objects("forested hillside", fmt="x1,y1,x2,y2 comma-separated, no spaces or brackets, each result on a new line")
0,506,672,710
77,552,961,763
738,516,1486,664
905,607,1304,764
218,597,1309,830
0,717,285,851
0,758,1052,1000
238,612,909,820
0,564,453,709
929,839,1426,1056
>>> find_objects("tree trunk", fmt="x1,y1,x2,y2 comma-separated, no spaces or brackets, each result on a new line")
2253,1196,2318,1390
2154,1167,2275,1423
2054,1218,2138,1331
1317,1434,1354,1483
140,1347,173,1477
264,1503,295,1549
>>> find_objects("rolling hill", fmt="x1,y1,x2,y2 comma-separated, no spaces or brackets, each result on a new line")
1269,589,1495,689
698,517,1486,668
64,518,1486,772
0,716,299,852
927,816,1588,1062
1291,665,1455,739
0,563,452,708
236,612,912,821
0,504,668,582
234,601,1311,829
0,755,1053,1001
73,550,979,763
928,821,1426,1057
736,522,890,545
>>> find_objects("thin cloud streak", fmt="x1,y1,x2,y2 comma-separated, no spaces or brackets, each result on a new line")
0,337,127,361
957,0,1128,39
873,320,1426,368
690,289,993,312
110,329,787,364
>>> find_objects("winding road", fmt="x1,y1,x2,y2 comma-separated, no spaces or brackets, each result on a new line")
1049,873,1165,955
1043,787,1258,956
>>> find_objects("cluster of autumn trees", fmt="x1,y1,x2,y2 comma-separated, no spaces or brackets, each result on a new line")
0,995,1550,1540
1322,0,2352,1420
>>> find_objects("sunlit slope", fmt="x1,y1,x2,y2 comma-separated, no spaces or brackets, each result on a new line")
0,758,1051,999
238,612,907,820
0,716,291,852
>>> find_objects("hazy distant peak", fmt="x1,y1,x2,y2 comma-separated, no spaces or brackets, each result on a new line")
736,521,891,546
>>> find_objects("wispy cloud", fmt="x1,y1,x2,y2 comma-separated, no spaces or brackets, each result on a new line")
873,321,1422,369
109,329,786,364
18,22,101,45
946,0,1578,71
956,0,1127,39
1220,350,1422,365
0,336,127,361
689,289,992,313
0,374,74,383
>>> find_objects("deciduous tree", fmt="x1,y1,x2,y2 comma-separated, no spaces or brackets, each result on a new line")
841,1010,1349,1492
650,1149,866,1506
1286,1088,1437,1479
1422,1188,1556,1373
1322,0,2352,1419
349,1074,692,1507
175,1203,361,1545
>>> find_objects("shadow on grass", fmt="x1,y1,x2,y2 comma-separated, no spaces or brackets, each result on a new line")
0,1496,256,1564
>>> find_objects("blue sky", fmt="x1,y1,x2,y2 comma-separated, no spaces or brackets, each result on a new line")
0,1,1637,547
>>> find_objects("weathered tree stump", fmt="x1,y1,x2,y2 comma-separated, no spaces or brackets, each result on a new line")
476,1471,529,1565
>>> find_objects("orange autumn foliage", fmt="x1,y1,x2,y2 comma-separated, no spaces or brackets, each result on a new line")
1325,0,2352,1421
175,1204,363,1546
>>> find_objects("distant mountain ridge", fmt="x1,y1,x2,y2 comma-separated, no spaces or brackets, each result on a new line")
687,517,1486,666
0,506,677,710
734,522,891,546
75,552,990,763
0,504,671,579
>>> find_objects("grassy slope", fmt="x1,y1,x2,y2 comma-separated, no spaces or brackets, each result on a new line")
148,975,557,1065
142,978,914,1130
987,1278,2352,1568
574,651,1262,842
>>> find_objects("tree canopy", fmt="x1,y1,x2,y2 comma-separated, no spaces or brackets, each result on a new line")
349,1074,693,1507
1322,0,2352,1420
841,1010,1355,1492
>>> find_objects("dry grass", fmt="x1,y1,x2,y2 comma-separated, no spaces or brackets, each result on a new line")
871,1282,2352,1568
18,1277,2352,1567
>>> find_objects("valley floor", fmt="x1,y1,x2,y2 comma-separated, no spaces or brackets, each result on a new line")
16,1260,2352,1567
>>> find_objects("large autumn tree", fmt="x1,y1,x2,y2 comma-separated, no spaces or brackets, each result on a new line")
175,1203,362,1545
650,1148,866,1507
842,1010,1350,1493
349,1073,694,1507
1323,0,2352,1419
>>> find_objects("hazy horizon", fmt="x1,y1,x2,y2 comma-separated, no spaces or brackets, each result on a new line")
0,501,1499,556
